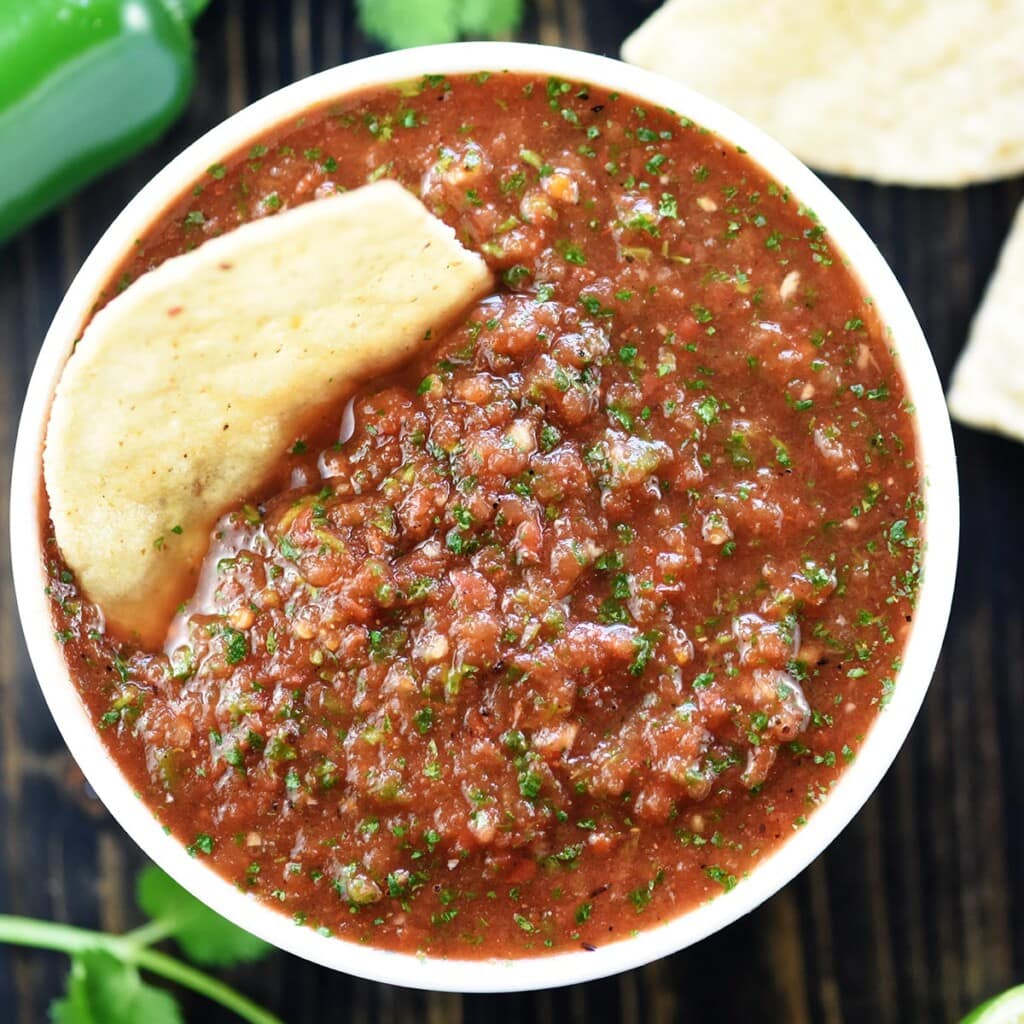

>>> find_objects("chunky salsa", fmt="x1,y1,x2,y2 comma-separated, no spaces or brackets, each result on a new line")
45,71,924,957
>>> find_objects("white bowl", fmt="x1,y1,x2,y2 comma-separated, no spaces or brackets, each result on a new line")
10,42,959,992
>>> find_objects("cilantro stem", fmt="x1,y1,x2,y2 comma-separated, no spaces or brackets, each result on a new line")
123,917,176,947
132,946,284,1024
0,915,284,1024
0,916,107,956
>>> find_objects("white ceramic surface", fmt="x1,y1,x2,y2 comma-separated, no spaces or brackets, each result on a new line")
10,42,959,992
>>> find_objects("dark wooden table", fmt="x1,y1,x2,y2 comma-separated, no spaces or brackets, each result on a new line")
2,2,1022,1020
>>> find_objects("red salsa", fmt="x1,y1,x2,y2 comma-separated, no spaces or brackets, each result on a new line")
45,71,924,957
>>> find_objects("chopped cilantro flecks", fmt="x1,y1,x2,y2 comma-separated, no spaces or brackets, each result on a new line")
222,628,248,665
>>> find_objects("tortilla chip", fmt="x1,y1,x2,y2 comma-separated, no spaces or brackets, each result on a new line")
44,181,492,644
948,201,1024,442
622,0,1024,187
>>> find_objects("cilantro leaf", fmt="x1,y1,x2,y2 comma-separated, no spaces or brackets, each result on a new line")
50,950,182,1024
356,0,523,49
137,866,270,968
356,0,458,49
458,0,523,35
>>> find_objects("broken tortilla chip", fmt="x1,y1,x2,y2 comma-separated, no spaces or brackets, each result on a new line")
622,0,1024,187
44,180,492,644
948,200,1024,443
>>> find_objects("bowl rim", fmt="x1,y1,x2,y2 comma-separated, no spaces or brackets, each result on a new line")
10,40,959,993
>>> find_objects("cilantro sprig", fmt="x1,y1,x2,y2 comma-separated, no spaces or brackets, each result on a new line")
0,865,280,1023
356,0,523,50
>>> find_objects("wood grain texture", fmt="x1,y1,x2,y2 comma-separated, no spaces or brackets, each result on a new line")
1,1,1022,1020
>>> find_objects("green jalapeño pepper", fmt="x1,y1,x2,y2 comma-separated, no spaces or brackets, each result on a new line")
0,0,211,245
